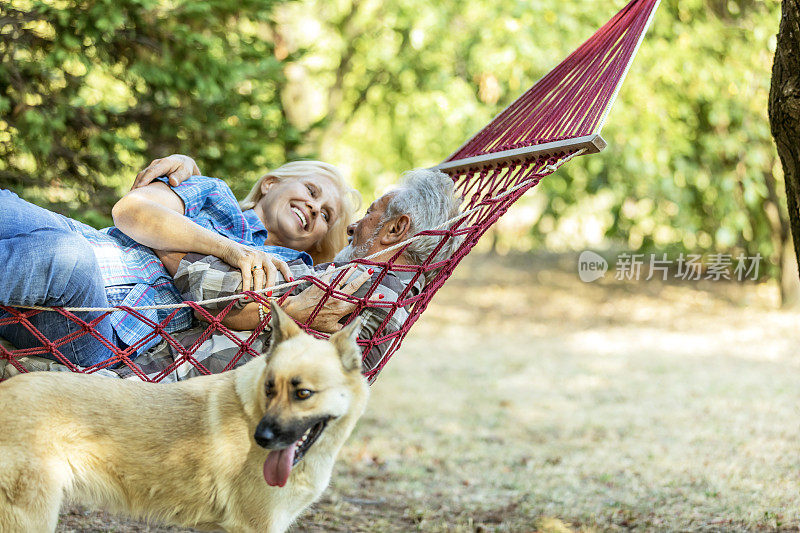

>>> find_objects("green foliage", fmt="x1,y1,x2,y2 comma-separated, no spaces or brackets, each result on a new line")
1,0,301,219
556,0,784,276
280,0,783,278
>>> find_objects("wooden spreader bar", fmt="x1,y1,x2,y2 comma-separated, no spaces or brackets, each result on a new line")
433,134,606,173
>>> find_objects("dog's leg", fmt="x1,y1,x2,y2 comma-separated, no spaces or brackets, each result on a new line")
261,502,307,533
221,499,298,533
0,460,65,532
267,512,302,533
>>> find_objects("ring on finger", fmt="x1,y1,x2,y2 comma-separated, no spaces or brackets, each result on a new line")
251,265,264,271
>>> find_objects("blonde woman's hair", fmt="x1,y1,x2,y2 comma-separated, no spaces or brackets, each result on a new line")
239,161,361,263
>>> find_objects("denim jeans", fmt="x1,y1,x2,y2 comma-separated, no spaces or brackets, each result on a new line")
0,189,115,367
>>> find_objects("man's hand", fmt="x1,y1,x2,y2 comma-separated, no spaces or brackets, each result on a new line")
220,242,294,293
131,154,201,190
283,265,371,333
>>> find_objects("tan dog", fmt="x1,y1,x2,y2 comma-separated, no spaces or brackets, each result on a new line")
0,303,369,532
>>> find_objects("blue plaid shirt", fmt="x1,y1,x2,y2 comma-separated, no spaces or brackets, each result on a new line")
74,176,312,356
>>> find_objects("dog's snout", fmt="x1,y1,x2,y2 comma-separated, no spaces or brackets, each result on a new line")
254,419,277,448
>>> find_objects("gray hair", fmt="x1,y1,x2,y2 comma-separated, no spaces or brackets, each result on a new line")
381,168,463,268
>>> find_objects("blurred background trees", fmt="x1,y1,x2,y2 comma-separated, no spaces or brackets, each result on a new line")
1,0,790,291
1,0,301,225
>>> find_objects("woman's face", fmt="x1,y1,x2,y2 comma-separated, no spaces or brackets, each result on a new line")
256,174,343,253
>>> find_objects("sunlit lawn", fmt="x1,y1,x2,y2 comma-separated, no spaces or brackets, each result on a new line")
58,251,800,532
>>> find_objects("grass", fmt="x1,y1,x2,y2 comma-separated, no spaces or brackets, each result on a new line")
58,251,800,532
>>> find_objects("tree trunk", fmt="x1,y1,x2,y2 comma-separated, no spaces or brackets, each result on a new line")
769,0,800,283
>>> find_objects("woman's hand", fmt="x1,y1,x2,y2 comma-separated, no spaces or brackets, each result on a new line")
220,242,294,292
283,265,372,333
131,154,201,190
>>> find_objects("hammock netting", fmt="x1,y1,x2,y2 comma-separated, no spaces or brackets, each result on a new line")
0,0,660,385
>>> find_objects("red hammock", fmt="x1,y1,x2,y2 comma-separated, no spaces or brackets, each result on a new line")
0,0,660,384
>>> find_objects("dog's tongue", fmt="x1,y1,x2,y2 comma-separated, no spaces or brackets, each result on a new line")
263,442,297,487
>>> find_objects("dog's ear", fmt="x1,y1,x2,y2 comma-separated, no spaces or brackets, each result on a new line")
269,301,303,348
330,317,363,372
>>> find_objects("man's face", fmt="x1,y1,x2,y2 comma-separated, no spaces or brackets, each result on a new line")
334,193,396,262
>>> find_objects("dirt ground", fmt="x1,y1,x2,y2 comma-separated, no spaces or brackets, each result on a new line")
56,251,799,532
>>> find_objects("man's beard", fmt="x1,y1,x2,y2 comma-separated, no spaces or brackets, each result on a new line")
334,228,380,263
333,239,372,263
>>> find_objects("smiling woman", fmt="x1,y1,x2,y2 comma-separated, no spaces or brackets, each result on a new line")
240,161,361,263
116,157,362,290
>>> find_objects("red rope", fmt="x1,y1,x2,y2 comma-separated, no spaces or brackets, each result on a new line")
447,0,659,161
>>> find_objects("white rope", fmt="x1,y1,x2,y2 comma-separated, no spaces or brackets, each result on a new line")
13,149,585,314
594,0,661,134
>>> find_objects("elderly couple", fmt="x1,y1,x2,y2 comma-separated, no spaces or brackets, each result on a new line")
0,154,461,379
